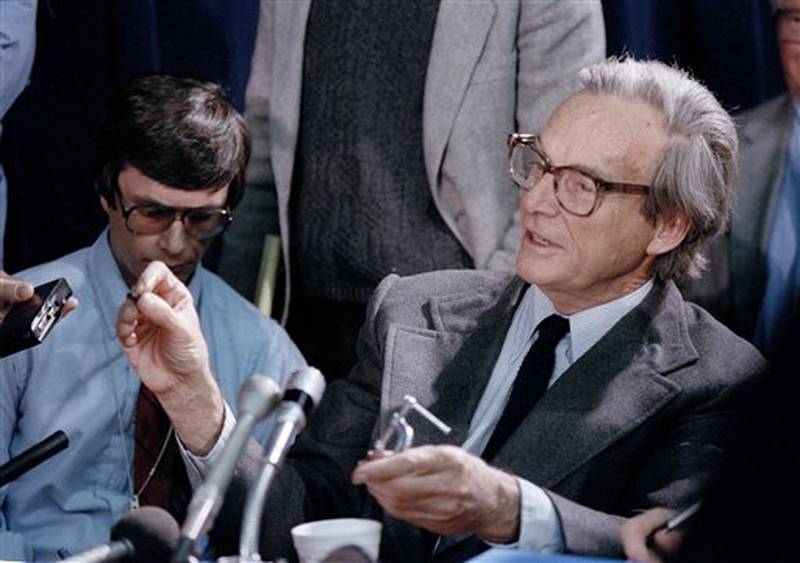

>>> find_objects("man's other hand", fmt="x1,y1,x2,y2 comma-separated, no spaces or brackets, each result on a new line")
115,261,224,455
0,271,77,322
621,507,684,562
351,445,520,543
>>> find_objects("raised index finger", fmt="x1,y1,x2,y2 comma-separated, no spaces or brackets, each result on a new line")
132,261,190,308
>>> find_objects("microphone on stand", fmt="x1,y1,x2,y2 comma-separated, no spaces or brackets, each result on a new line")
63,506,179,563
172,375,282,563
0,430,69,487
239,367,326,561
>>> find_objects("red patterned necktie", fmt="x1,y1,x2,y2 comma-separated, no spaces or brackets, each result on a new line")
133,385,191,520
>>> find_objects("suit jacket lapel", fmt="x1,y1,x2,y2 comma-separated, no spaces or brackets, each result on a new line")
493,282,691,487
270,0,311,218
423,0,496,191
381,277,525,449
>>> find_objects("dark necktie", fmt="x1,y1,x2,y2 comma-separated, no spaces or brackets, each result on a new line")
481,314,569,462
133,385,191,522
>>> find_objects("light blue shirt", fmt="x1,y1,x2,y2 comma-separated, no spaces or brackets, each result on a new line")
0,0,37,268
464,280,653,553
0,231,306,561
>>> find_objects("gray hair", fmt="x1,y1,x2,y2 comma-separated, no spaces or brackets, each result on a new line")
578,58,737,281
772,0,781,12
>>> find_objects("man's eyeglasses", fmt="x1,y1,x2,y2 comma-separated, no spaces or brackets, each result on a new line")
507,133,650,217
115,187,233,241
776,8,800,39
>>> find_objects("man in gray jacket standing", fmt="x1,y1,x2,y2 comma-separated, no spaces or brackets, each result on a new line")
223,0,606,381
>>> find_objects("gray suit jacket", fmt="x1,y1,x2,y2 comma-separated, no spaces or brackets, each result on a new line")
685,93,794,339
215,270,764,560
241,0,604,320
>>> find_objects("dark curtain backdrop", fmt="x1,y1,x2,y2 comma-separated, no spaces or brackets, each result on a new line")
603,0,786,112
111,0,258,111
2,0,258,273
1,0,786,274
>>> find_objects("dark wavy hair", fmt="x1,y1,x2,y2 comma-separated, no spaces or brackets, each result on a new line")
95,74,250,208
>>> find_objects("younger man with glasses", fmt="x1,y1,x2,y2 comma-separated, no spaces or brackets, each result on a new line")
0,75,305,561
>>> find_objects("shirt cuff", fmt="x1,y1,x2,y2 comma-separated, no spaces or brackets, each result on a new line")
178,401,236,489
489,477,564,553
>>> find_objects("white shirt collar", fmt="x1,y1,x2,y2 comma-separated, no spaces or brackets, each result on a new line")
526,279,654,363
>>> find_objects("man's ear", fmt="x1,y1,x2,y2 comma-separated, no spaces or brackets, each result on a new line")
96,166,119,212
646,212,692,257
100,194,112,214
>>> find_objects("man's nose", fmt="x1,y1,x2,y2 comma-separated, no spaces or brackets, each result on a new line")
158,218,189,255
520,174,560,216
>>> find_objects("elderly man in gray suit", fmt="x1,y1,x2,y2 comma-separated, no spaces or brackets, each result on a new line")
116,59,764,561
686,0,800,357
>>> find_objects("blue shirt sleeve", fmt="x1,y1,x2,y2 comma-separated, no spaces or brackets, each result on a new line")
0,353,33,561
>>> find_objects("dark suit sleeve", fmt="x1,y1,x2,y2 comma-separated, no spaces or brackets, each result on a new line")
211,276,401,560
546,364,763,557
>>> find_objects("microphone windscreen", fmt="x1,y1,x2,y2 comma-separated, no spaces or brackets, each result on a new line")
111,506,180,562
287,367,326,406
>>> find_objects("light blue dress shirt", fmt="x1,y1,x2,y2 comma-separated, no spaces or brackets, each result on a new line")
464,280,653,553
0,0,37,268
0,231,306,561
754,100,800,356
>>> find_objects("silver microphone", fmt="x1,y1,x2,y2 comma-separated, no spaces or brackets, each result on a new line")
172,375,281,563
239,367,326,560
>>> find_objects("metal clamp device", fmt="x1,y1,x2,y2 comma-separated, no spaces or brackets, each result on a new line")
373,395,452,453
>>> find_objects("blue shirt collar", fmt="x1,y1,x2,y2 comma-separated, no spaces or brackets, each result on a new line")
87,229,205,339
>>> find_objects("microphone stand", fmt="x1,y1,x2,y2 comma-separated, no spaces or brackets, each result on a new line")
0,430,69,487
238,368,325,561
171,375,281,563
238,420,297,561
